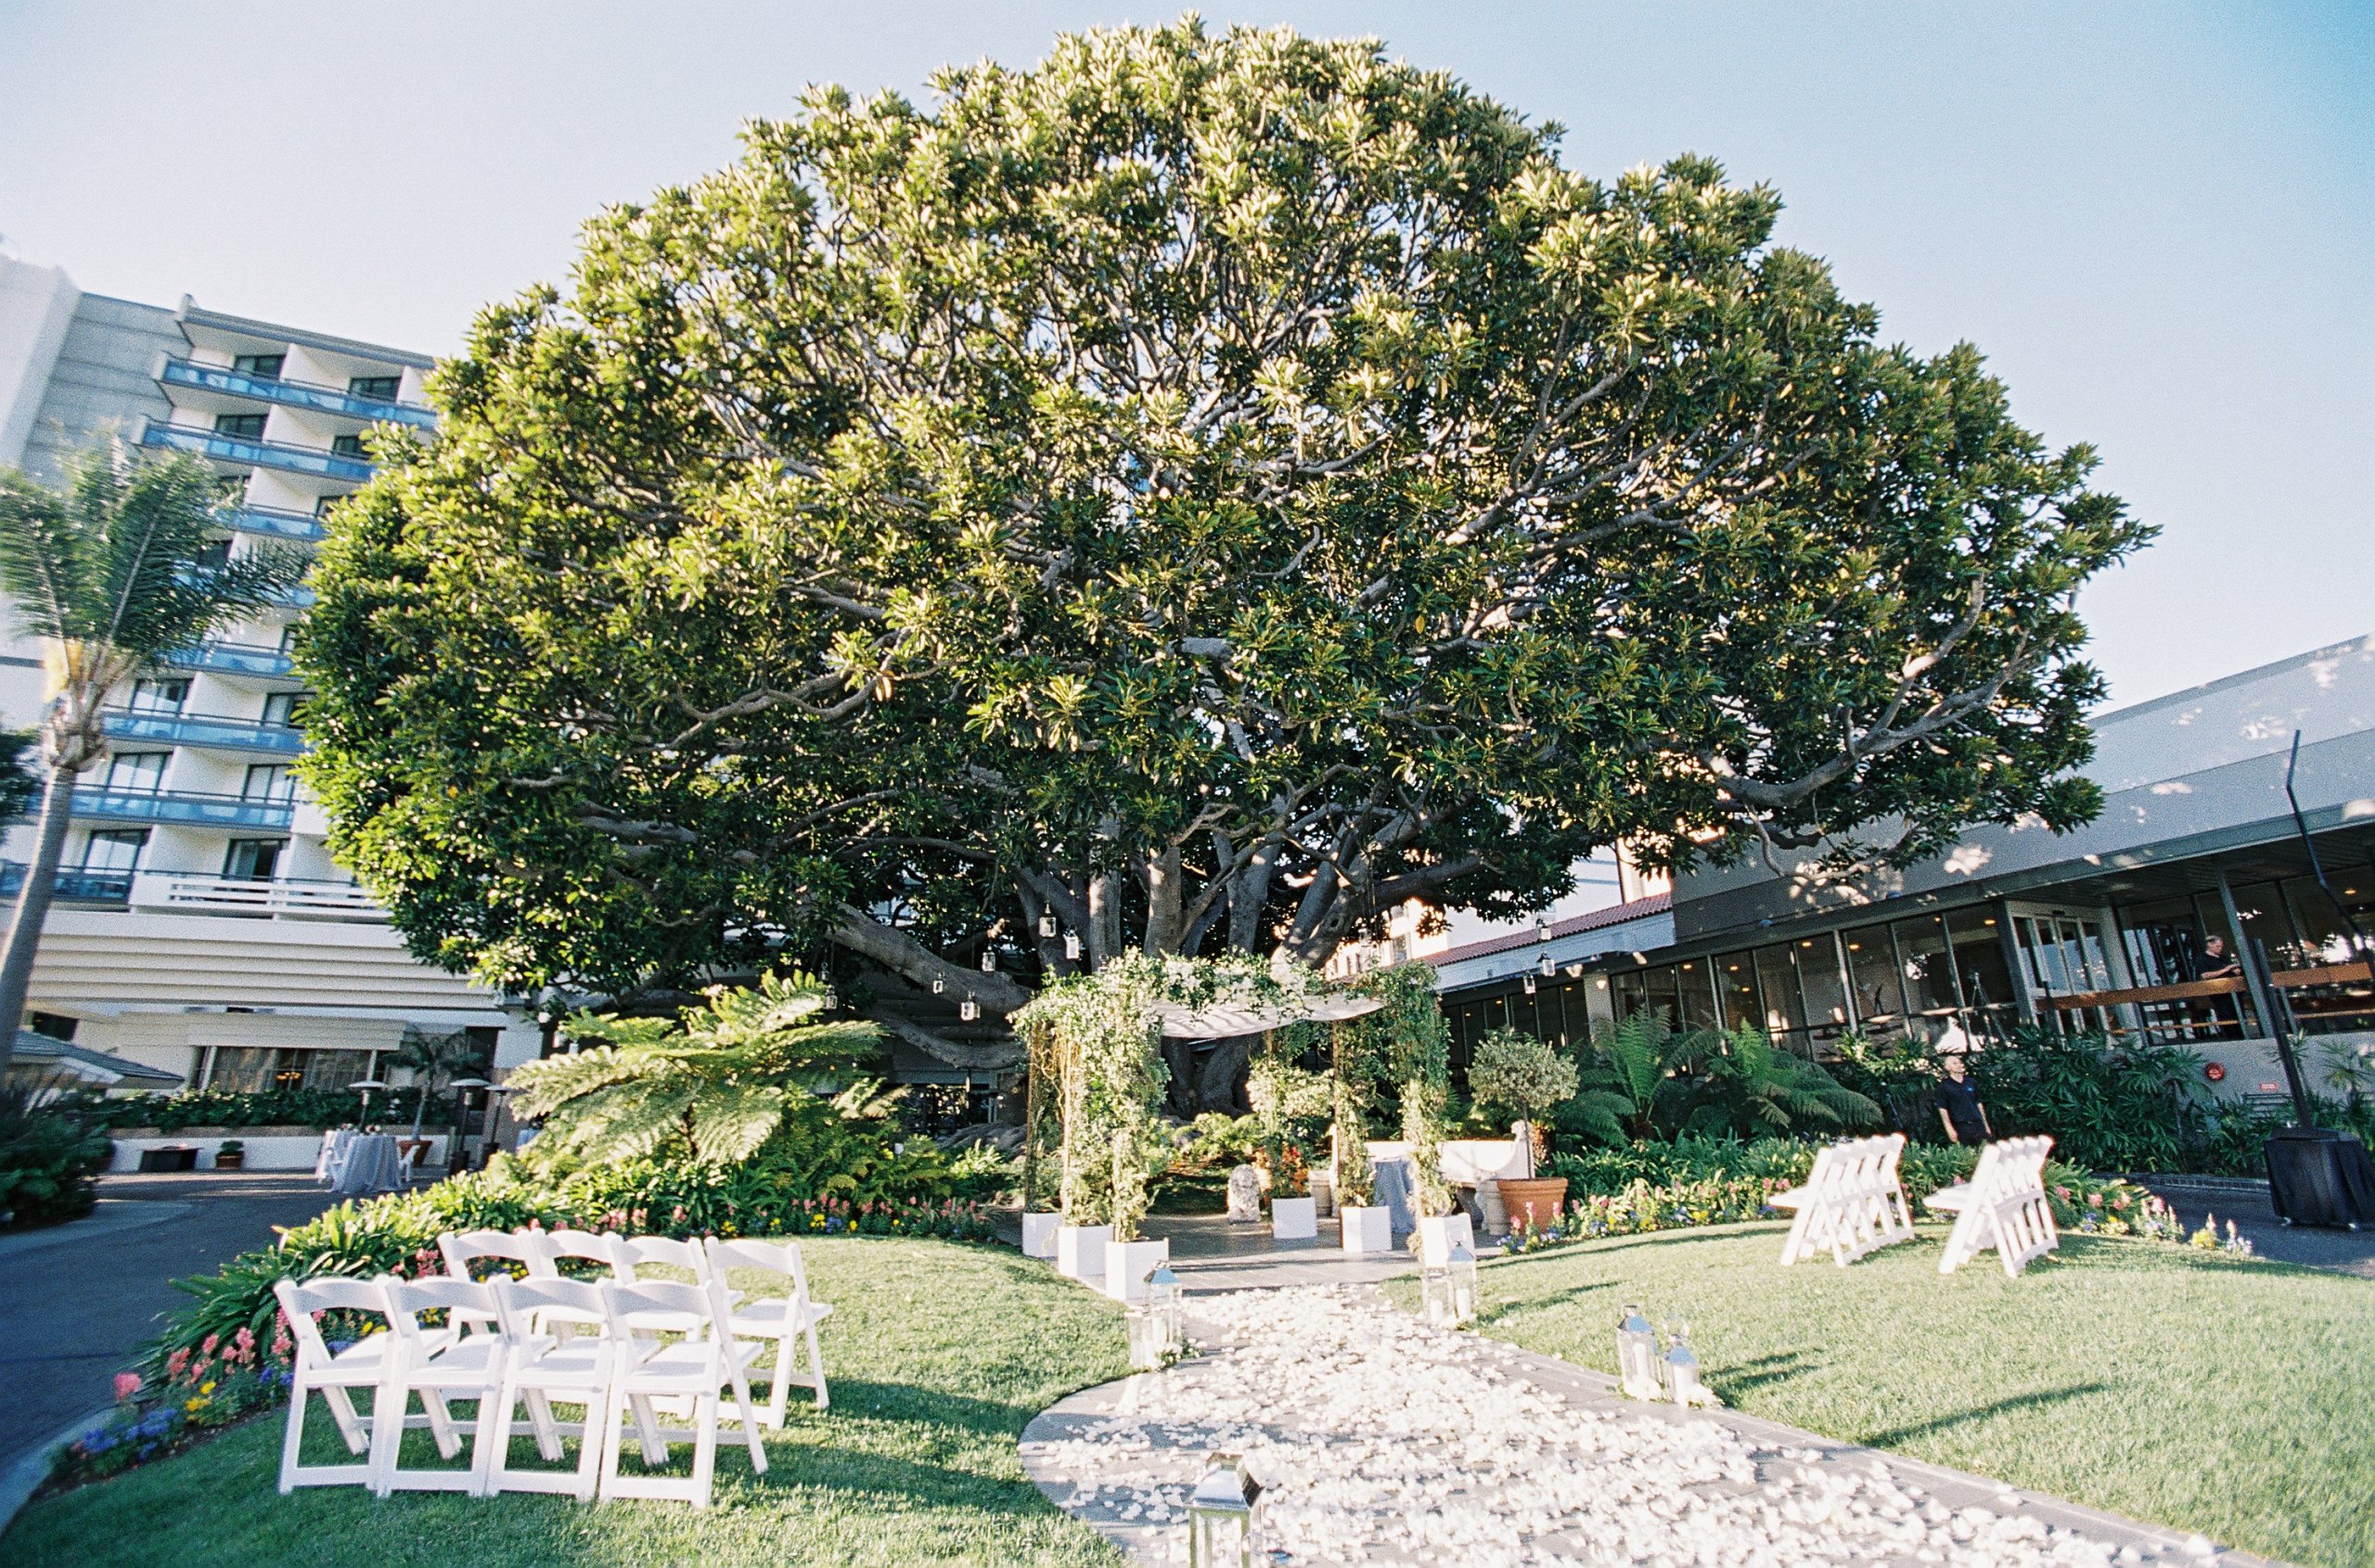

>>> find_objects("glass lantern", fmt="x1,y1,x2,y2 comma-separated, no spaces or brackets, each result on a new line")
1146,1260,1184,1354
1126,1303,1170,1370
1538,951,1556,978
1421,1240,1478,1329
931,976,945,995
1039,911,1058,938
1521,971,1537,996
1662,1317,1704,1407
1617,1303,1661,1399
1065,931,1082,959
959,996,979,1022
1187,1453,1262,1568
981,949,996,971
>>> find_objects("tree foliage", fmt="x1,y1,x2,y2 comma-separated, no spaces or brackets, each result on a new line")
300,20,2149,1068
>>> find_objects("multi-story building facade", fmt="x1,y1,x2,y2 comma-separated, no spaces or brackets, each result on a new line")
0,255,540,1093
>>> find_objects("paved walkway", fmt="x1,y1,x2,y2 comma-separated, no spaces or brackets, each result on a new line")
0,1171,343,1472
1021,1285,2270,1568
1146,1213,1482,1292
2138,1176,2375,1279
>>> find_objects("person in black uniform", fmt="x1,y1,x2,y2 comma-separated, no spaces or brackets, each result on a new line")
1933,1052,1992,1146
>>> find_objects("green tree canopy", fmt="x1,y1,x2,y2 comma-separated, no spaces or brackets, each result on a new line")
301,19,2149,1071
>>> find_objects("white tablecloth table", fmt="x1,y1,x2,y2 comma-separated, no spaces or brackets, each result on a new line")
331,1133,405,1195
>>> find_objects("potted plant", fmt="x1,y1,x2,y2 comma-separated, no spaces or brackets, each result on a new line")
1469,1027,1579,1234
1103,1114,1170,1300
1331,1034,1391,1253
212,1138,245,1170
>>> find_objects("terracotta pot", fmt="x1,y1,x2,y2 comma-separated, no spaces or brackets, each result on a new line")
213,1150,245,1170
1496,1176,1569,1232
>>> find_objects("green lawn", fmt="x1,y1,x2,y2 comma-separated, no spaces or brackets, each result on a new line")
0,1239,1129,1568
1395,1221,2373,1568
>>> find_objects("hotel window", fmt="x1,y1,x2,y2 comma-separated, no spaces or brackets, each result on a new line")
262,691,307,726
104,752,169,792
126,677,190,714
331,433,366,459
231,353,285,379
223,838,285,880
193,536,232,571
243,764,298,803
213,412,267,441
81,829,148,870
347,374,400,401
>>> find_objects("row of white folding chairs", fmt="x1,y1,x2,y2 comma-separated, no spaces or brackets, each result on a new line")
271,1266,768,1507
438,1228,831,1425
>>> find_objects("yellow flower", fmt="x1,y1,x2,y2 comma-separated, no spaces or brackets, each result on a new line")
199,1380,217,1394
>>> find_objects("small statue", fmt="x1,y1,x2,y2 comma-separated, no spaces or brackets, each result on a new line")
1226,1163,1265,1222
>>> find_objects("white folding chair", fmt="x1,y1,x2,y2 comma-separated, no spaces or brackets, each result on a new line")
372,1275,507,1497
610,1235,736,1336
485,1276,614,1501
705,1237,833,1423
1770,1143,1843,1266
1928,1136,2060,1277
597,1277,770,1507
437,1228,544,1335
272,1276,400,1493
527,1227,620,1279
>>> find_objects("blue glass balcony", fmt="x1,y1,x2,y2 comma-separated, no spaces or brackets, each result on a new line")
222,506,329,544
103,709,306,756
164,642,299,680
160,357,436,430
141,420,374,483
71,788,296,830
0,862,135,906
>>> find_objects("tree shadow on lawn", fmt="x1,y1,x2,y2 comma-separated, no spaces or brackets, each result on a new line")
1860,1382,2111,1450
1713,1349,1822,1395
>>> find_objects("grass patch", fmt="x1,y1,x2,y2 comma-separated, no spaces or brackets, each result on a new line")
1393,1220,2372,1568
0,1239,1128,1568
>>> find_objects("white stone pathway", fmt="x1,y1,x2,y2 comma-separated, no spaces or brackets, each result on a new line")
1019,1285,2271,1568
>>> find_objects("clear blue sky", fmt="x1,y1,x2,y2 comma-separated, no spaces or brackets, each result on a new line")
1,2,2366,704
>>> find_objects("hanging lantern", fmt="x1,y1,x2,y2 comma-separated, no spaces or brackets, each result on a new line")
1538,951,1556,978
1617,1303,1662,1399
960,995,980,1022
1521,972,1537,996
931,977,944,995
1420,1240,1478,1329
1662,1317,1706,1407
1536,918,1552,945
981,949,996,972
1186,1453,1262,1568
1126,1303,1171,1370
1146,1260,1184,1354
1039,911,1057,938
1065,931,1082,960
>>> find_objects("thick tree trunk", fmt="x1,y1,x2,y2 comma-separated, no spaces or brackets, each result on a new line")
0,762,78,1078
1196,1035,1255,1114
828,902,1032,1014
1140,845,1184,956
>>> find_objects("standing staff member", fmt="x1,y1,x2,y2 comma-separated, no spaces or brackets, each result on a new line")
1934,1053,1993,1146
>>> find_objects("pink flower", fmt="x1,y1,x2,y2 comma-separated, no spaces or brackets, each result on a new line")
165,1349,189,1378
113,1372,142,1402
200,1333,219,1355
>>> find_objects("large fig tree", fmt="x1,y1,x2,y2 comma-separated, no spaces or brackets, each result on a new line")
300,20,2149,1069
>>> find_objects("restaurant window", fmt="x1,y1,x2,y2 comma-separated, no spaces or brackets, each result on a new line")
1752,944,1805,1038
213,412,267,441
1795,934,1850,1041
2221,882,2298,975
1675,959,1718,1032
232,353,285,379
1641,964,1683,1029
1893,916,1960,1024
1945,909,2016,1024
1609,969,1646,1026
2119,896,2213,986
1842,926,1905,1036
2274,876,2375,1034
1714,953,1761,1032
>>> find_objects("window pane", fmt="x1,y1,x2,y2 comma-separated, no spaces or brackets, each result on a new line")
1796,934,1850,1037
2225,881,2298,973
1753,945,1805,1035
105,752,168,790
302,1049,367,1092
1674,958,1717,1031
1714,953,1760,1031
243,764,297,802
81,829,147,870
1946,910,2015,1020
1843,927,1903,1030
1894,917,1959,1015
1643,965,1683,1030
207,1046,276,1093
1611,970,1647,1026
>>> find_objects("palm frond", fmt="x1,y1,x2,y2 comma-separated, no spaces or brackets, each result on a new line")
686,1082,790,1163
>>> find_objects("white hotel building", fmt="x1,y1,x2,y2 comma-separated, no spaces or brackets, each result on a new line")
0,255,541,1094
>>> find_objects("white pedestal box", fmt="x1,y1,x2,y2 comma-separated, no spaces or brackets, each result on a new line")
1021,1211,1061,1259
1103,1238,1171,1302
1418,1212,1476,1266
1270,1196,1317,1241
1056,1224,1110,1279
1339,1204,1393,1253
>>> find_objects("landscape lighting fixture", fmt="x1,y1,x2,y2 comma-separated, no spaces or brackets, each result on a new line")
960,996,980,1022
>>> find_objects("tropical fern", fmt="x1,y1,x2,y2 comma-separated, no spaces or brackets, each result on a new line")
1685,1023,1881,1138
508,971,881,1166
1564,1016,1712,1145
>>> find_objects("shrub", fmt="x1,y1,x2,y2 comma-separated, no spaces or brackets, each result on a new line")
96,1086,455,1132
0,1081,112,1227
1469,1027,1580,1132
1964,1028,2211,1171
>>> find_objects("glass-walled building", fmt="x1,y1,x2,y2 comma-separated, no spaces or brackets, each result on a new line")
1431,635,2375,1098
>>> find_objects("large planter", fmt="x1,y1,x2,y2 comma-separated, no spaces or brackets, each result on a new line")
1417,1212,1475,1266
1103,1238,1171,1302
1339,1204,1392,1253
1055,1223,1110,1279
1021,1211,1062,1260
1496,1177,1569,1234
1270,1196,1317,1241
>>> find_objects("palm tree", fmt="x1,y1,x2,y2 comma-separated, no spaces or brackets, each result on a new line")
0,450,306,1076
390,1026,489,1138
507,972,882,1166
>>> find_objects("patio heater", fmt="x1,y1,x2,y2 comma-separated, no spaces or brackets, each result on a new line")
348,1079,387,1126
447,1077,492,1174
1185,1454,1262,1568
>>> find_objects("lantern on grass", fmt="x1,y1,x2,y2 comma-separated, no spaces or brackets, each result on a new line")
931,977,944,995
1126,1303,1170,1370
1662,1318,1708,1407
1147,1260,1183,1353
1187,1453,1263,1568
981,949,996,972
1421,1240,1478,1328
1617,1304,1662,1400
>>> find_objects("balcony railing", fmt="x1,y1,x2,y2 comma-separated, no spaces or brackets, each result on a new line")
159,357,436,430
102,709,306,755
220,506,329,543
0,862,135,905
129,872,385,920
71,787,296,830
164,642,299,680
140,420,373,483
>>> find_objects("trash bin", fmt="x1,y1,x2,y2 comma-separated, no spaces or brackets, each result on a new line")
2265,1125,2375,1228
